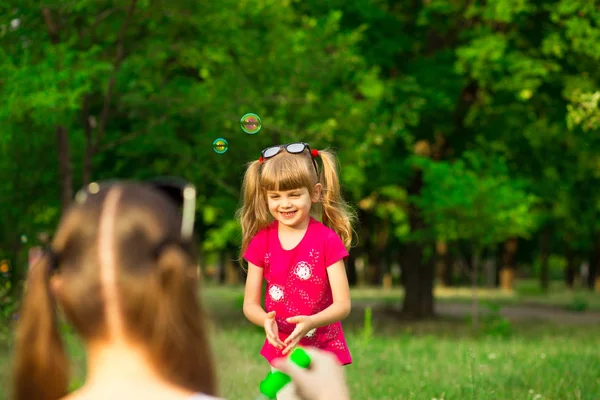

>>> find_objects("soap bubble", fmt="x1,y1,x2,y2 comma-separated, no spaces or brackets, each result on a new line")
213,138,229,154
240,113,262,134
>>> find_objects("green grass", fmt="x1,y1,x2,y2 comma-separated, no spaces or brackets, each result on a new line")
1,285,599,399
212,328,600,400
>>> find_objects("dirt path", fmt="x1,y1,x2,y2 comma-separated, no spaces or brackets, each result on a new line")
434,302,600,325
353,299,600,325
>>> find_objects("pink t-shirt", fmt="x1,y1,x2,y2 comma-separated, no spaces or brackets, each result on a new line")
244,217,352,367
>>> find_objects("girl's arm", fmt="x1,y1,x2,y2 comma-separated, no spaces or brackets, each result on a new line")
243,262,269,327
309,260,351,328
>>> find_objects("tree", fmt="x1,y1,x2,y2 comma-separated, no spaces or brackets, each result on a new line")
416,150,539,328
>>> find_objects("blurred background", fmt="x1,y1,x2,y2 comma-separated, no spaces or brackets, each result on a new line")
1,1,599,399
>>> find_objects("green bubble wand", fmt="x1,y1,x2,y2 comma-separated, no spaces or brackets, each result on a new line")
254,347,311,400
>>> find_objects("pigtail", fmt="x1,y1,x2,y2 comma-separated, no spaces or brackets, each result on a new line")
318,149,357,249
139,243,217,396
12,254,69,400
236,159,271,265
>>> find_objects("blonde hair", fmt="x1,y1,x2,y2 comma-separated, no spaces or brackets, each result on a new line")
12,183,217,400
237,147,356,263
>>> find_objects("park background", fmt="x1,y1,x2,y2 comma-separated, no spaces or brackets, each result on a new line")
0,0,599,399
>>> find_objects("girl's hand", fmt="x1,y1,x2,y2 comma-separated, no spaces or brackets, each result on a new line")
264,311,285,349
282,315,315,355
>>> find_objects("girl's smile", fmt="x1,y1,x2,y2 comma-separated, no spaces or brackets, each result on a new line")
280,210,297,219
266,186,321,229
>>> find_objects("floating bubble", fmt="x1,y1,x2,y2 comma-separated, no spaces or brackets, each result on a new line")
213,138,229,154
240,113,262,134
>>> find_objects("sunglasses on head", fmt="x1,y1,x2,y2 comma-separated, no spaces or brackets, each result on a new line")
74,177,197,240
259,142,320,178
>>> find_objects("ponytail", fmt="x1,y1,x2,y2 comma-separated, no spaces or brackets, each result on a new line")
12,254,69,400
237,159,272,265
318,149,357,249
135,243,217,395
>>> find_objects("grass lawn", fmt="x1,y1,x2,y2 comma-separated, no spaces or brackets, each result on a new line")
213,327,600,400
1,285,599,399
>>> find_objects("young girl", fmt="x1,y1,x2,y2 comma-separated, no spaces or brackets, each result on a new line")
11,179,350,400
238,142,355,399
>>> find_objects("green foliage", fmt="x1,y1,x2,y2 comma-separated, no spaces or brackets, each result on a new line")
203,220,241,253
358,185,411,241
415,151,539,247
566,91,600,132
533,255,567,281
1,0,600,298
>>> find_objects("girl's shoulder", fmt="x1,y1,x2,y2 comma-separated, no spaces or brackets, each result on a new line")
309,218,341,240
254,220,278,239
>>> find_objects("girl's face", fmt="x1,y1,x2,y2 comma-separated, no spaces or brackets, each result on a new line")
266,185,321,229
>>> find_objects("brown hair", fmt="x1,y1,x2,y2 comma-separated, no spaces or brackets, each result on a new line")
237,147,356,264
12,183,217,400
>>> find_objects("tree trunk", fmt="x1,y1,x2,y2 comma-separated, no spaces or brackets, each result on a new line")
382,247,393,289
471,247,481,331
377,225,390,286
499,237,517,291
346,250,358,286
401,243,435,319
457,241,473,285
494,243,502,287
365,238,380,285
56,125,73,213
83,130,94,186
539,227,551,291
564,247,577,289
218,251,227,284
224,250,239,285
401,164,434,319
588,236,599,291
436,240,453,287
483,255,496,288
364,219,389,285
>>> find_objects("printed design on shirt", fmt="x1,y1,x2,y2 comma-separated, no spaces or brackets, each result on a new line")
330,340,346,350
275,315,294,333
325,324,340,340
286,304,300,316
311,291,333,313
294,261,312,280
268,284,284,302
309,249,320,265
309,274,326,286
297,289,317,309
264,252,271,267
